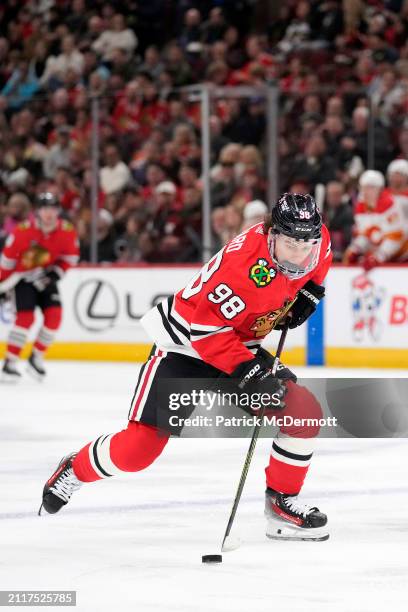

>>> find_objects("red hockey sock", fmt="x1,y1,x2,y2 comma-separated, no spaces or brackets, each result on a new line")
72,421,170,482
33,306,62,355
265,452,311,495
6,310,34,359
265,381,322,495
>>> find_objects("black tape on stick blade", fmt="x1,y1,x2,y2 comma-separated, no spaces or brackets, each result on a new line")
202,554,223,564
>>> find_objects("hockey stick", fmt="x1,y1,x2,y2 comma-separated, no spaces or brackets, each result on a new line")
221,321,290,552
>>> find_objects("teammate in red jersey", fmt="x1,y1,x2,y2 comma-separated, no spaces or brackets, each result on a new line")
40,193,332,542
0,193,79,382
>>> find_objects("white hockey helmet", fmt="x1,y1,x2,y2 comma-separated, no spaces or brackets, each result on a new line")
358,170,385,188
387,159,408,177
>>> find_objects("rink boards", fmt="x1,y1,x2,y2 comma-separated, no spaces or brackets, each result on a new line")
0,264,407,368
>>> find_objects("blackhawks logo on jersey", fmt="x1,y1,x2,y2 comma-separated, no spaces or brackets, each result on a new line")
21,243,51,270
249,258,276,288
250,299,296,337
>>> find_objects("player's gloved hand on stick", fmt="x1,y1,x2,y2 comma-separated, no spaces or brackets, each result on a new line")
32,269,60,291
231,353,288,412
256,347,297,382
276,280,325,330
0,290,9,304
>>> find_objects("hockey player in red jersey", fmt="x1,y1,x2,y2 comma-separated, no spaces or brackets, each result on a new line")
0,193,79,382
40,193,332,542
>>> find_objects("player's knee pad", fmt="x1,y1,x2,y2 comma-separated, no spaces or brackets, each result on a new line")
42,306,62,330
15,309,35,329
110,422,170,472
281,381,323,438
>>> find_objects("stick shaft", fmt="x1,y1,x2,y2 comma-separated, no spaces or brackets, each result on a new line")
221,323,290,550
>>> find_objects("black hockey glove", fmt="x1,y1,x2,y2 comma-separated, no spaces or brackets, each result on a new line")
231,354,287,412
32,269,61,292
282,280,325,330
0,291,8,304
256,347,297,383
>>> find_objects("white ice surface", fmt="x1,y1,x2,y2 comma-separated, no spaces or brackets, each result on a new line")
1,362,408,612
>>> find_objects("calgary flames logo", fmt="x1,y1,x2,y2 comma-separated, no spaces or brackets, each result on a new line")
21,244,51,270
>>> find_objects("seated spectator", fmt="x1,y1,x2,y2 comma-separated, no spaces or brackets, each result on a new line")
323,181,354,261
369,68,404,126
211,206,228,250
92,14,137,62
54,167,81,217
223,204,243,242
138,46,164,81
41,34,84,87
210,145,241,208
100,143,131,195
326,95,345,118
0,59,39,111
396,128,408,159
322,115,346,159
277,1,312,55
335,135,365,186
349,106,393,173
141,163,167,203
0,192,32,245
112,80,142,137
80,208,117,262
179,8,202,50
201,7,227,45
114,211,147,262
290,134,337,188
140,180,184,262
241,199,268,231
43,125,71,180
165,43,192,86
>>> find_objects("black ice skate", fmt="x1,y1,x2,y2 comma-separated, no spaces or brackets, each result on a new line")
27,352,46,381
39,453,82,515
265,488,329,541
1,359,22,384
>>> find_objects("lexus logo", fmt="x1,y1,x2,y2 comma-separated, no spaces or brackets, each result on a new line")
74,279,119,332
74,278,171,332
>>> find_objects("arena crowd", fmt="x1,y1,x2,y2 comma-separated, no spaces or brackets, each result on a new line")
0,0,408,265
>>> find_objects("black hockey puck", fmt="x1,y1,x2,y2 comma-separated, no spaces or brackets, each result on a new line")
202,554,222,564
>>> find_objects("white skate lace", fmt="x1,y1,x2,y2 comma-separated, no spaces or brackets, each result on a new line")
50,467,82,502
283,496,316,518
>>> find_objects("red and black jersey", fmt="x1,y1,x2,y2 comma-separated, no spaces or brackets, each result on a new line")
0,219,79,287
141,222,332,374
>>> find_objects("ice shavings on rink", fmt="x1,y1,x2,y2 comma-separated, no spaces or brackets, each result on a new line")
1,361,408,612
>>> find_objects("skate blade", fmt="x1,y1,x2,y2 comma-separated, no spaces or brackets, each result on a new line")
26,364,45,382
0,372,21,384
266,532,329,542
